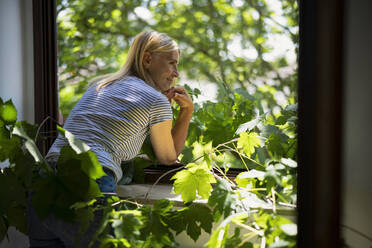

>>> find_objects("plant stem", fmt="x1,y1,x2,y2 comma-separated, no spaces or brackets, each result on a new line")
275,191,289,204
232,143,249,171
144,165,185,204
234,222,264,237
271,188,276,214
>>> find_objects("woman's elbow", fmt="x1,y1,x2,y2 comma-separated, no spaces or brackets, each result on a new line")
157,156,177,165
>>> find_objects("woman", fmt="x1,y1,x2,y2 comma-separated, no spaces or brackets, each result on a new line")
27,30,193,247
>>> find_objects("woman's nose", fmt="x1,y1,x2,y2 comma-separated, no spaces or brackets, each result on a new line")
173,68,179,78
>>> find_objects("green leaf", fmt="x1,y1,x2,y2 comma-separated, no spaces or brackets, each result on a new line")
12,125,44,164
57,147,103,201
0,169,26,214
0,100,17,124
139,199,175,246
58,146,106,180
235,169,265,188
0,135,22,163
6,204,27,234
235,118,259,135
206,224,229,248
224,228,253,248
265,133,287,159
206,213,249,248
13,153,34,187
57,126,90,154
32,176,58,220
237,132,260,157
208,178,239,220
180,204,213,241
171,165,216,203
112,210,142,239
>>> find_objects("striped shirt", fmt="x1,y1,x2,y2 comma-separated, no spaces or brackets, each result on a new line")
47,76,173,182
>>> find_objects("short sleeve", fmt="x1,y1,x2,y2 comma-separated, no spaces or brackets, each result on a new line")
149,95,173,127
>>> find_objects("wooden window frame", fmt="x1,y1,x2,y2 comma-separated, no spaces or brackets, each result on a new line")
32,0,59,156
33,0,345,246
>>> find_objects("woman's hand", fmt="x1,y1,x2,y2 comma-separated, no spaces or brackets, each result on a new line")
165,86,194,112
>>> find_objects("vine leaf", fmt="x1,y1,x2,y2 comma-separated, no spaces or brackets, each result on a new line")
110,210,142,241
6,204,27,234
57,126,90,154
0,135,22,164
171,164,216,203
32,176,58,220
237,132,260,157
208,178,239,221
235,118,259,135
169,204,213,241
139,199,175,246
235,169,265,188
58,146,106,180
12,125,43,163
207,224,229,248
0,99,17,124
0,169,26,215
266,134,286,158
207,213,249,248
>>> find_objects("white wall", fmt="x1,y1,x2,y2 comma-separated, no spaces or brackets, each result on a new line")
342,0,372,246
0,0,34,123
0,1,34,247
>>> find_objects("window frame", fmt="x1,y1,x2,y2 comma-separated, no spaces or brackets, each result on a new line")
33,0,345,246
32,0,59,156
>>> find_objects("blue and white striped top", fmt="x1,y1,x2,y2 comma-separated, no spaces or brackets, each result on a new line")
47,76,173,182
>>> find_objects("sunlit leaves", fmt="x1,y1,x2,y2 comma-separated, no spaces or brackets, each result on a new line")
171,163,216,203
206,213,249,248
57,125,90,154
237,132,260,157
0,99,17,124
57,0,298,118
110,210,142,242
235,169,265,188
254,212,297,247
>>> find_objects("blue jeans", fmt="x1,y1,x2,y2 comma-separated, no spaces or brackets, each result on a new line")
27,167,116,248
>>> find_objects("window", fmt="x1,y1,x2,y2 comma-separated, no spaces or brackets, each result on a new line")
33,0,345,246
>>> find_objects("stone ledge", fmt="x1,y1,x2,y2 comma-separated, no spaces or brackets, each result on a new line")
116,183,296,217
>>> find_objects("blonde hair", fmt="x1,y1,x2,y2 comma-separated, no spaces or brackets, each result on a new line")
96,31,179,91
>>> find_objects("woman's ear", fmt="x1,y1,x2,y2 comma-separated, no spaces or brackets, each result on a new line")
143,52,152,69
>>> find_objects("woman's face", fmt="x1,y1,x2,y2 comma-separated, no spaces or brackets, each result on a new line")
144,50,179,92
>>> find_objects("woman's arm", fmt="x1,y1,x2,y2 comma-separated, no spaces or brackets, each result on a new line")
150,86,193,165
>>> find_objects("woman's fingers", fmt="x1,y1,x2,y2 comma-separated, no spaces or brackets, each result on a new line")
173,92,193,110
165,86,193,110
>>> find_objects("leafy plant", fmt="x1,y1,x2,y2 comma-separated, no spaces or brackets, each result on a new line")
1,91,297,247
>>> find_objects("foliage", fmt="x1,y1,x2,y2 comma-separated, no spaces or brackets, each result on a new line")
2,0,299,245
0,98,106,240
98,84,298,247
56,0,298,117
0,91,297,247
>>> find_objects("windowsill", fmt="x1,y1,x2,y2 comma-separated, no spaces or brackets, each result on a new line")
116,183,296,217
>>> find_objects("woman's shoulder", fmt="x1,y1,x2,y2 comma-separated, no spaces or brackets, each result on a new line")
116,76,167,99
